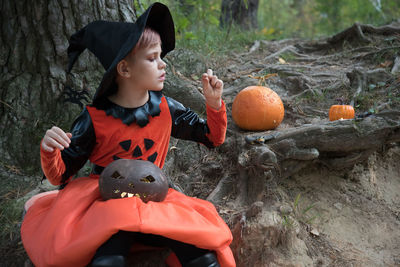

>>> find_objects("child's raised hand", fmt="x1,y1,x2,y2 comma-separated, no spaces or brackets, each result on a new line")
42,126,72,152
202,69,223,110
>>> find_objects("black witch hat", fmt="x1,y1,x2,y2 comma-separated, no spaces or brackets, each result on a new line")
66,2,175,103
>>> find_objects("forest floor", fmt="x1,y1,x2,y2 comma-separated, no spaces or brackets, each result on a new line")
1,21,400,267
217,21,400,267
164,21,400,266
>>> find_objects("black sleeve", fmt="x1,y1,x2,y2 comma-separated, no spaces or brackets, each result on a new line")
60,108,96,182
166,96,214,148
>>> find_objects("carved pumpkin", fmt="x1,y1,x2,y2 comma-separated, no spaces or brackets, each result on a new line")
329,105,355,121
232,86,284,131
99,159,168,202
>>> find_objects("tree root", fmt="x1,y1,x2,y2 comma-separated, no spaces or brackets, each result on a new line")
347,67,394,106
298,22,400,52
235,112,400,201
206,175,233,204
320,150,375,169
328,23,371,45
287,88,322,100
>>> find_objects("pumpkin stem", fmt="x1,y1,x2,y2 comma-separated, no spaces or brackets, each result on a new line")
248,73,278,86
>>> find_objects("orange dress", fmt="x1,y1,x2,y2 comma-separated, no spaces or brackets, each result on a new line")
21,91,235,267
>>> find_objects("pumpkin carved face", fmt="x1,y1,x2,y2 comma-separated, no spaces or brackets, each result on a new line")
329,105,355,121
99,159,168,202
232,86,284,131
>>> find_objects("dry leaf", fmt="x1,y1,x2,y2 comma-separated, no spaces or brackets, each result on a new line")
310,228,320,236
378,60,392,68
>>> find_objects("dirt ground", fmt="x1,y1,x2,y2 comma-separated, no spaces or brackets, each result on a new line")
2,22,400,266
279,147,400,266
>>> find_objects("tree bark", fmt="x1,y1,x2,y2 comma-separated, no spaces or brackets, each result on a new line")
220,0,259,30
0,0,136,173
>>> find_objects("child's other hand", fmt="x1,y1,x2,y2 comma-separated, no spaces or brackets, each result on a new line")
42,126,72,152
202,69,223,110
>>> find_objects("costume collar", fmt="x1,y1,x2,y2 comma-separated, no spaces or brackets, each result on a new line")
92,90,162,127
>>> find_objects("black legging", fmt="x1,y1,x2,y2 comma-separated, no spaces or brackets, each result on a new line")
93,231,210,265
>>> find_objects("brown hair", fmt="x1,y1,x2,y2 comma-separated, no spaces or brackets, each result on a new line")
123,27,162,63
134,27,161,51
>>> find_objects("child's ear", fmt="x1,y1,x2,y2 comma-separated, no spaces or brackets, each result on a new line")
117,60,130,78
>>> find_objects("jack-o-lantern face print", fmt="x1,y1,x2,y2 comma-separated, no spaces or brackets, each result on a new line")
99,159,168,202
113,138,158,163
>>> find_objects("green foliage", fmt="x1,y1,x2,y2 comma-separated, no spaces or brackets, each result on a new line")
258,0,400,39
134,0,400,55
281,193,319,229
294,193,319,225
282,213,295,227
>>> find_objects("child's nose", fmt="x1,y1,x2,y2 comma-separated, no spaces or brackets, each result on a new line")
158,59,166,69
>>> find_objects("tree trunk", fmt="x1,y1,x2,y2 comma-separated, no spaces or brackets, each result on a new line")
220,0,259,30
0,0,136,173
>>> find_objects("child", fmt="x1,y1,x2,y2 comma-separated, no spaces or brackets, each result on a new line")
21,2,235,267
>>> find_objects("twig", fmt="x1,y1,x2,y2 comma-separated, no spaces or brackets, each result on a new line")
248,73,278,86
263,45,298,61
0,99,13,110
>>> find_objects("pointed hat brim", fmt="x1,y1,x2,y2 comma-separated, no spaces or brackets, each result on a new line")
67,2,175,103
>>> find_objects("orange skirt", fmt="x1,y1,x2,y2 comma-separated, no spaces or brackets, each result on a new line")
21,176,235,267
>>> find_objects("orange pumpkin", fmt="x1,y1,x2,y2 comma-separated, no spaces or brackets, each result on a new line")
329,105,355,121
232,86,284,130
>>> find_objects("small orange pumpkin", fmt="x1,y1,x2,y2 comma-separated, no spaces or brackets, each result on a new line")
329,105,355,121
232,86,284,131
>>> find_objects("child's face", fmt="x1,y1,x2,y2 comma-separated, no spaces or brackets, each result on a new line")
124,43,166,92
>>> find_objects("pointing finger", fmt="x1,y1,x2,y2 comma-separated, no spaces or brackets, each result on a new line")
202,73,209,88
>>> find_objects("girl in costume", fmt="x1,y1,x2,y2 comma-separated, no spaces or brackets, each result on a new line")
21,2,235,267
